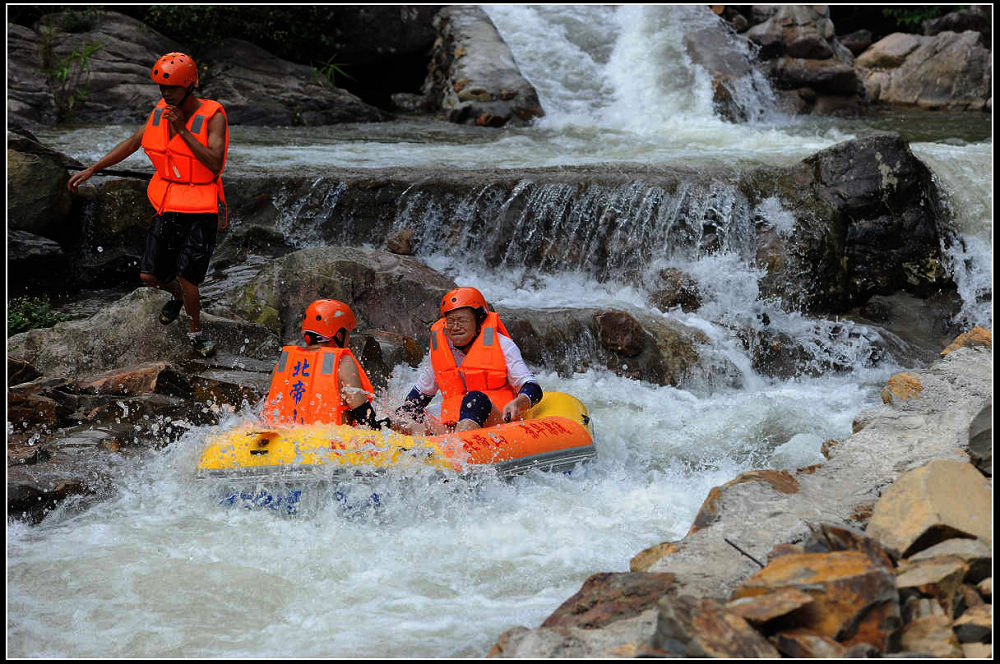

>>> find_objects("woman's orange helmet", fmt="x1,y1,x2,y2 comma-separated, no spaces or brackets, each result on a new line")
302,299,357,345
440,287,488,317
151,52,199,88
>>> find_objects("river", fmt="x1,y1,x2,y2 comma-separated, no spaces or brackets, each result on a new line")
8,5,992,658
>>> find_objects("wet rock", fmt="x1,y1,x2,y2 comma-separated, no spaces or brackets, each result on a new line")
731,551,901,650
651,595,780,657
7,230,73,296
7,148,74,241
423,6,544,127
900,615,963,658
540,572,678,630
77,361,193,398
386,228,416,255
866,459,993,559
747,134,950,313
593,311,645,357
648,268,701,313
977,577,992,602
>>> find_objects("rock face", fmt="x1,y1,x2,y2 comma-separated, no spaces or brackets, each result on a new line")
856,31,992,111
199,38,390,126
6,10,389,129
225,246,457,344
422,6,544,127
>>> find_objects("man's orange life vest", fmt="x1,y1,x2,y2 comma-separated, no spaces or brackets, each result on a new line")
262,346,374,426
141,98,228,217
429,311,518,425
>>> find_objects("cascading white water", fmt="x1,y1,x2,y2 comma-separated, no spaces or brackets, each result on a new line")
12,5,992,658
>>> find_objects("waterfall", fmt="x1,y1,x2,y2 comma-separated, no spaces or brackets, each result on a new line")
483,4,780,130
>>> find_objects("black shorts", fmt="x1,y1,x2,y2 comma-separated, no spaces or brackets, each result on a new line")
140,212,218,286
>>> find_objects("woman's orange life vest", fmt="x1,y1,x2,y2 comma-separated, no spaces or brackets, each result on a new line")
429,311,518,425
140,98,228,217
262,346,374,426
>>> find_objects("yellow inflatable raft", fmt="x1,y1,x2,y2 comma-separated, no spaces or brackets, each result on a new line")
196,391,596,482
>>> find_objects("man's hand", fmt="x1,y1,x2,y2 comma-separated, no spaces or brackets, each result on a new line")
502,394,531,423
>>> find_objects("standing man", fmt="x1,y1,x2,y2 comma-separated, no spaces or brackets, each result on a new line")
67,52,228,357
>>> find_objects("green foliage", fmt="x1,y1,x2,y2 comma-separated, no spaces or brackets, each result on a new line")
8,296,72,335
882,6,967,29
39,34,102,122
312,54,355,88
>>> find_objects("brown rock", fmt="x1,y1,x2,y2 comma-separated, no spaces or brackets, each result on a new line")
7,391,62,428
725,587,814,625
731,551,901,649
386,228,416,255
977,577,992,602
900,615,962,658
593,310,645,357
953,604,992,643
896,559,968,617
630,541,680,573
941,326,992,356
866,459,993,558
962,642,993,658
881,371,923,403
767,542,805,562
76,362,192,398
906,538,993,584
653,595,780,658
540,572,677,630
689,470,799,535
802,522,894,568
771,627,847,658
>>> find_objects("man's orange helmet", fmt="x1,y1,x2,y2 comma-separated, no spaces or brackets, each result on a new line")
151,52,199,88
440,287,488,317
302,299,357,344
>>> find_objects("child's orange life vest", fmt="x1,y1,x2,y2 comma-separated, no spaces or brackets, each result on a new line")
262,346,374,426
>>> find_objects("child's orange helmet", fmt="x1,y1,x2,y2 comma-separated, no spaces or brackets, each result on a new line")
302,299,357,344
151,52,199,88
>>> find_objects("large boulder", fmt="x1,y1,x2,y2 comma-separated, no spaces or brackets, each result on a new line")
225,246,457,343
422,6,544,127
744,134,949,313
199,38,390,126
10,11,182,126
6,288,282,380
856,31,992,111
